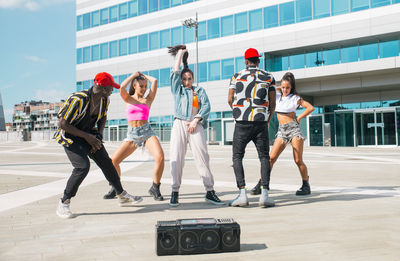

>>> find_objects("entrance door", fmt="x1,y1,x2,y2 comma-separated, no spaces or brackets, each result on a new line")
309,115,323,146
356,109,396,146
109,126,118,141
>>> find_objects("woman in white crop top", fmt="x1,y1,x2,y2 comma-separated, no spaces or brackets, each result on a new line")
251,72,314,196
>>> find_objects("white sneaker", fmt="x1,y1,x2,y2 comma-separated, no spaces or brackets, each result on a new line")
56,199,73,219
118,191,143,206
259,189,275,208
229,189,249,207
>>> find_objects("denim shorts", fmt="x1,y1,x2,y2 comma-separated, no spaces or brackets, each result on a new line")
276,120,305,143
124,123,156,147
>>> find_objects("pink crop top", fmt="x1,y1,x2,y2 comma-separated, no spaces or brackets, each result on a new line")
126,104,150,121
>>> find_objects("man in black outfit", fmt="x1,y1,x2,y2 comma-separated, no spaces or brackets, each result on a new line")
228,48,276,207
55,72,142,219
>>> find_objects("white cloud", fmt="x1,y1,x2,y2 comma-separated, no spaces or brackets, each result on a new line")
34,89,69,103
0,0,72,11
25,1,40,11
25,55,46,63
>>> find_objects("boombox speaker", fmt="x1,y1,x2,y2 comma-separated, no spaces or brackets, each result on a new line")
156,218,240,256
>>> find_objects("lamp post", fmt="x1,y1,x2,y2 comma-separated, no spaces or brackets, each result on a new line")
182,12,199,88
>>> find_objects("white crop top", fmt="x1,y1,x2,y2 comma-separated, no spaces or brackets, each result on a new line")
275,92,301,113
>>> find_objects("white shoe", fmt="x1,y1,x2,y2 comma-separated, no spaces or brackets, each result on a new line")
259,189,275,208
229,189,249,207
118,191,143,206
56,199,73,219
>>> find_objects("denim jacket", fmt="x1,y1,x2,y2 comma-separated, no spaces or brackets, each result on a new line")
170,70,210,126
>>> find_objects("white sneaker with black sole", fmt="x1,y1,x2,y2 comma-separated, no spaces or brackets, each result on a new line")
118,191,143,206
56,199,73,219
259,189,275,208
229,189,249,207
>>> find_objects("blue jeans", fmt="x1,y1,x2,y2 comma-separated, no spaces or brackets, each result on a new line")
232,121,271,189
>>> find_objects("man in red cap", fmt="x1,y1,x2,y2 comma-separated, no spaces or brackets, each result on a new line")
54,72,142,219
228,48,276,208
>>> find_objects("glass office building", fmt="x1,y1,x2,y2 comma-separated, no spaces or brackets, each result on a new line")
76,0,400,146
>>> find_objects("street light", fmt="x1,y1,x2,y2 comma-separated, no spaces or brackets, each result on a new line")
182,12,199,88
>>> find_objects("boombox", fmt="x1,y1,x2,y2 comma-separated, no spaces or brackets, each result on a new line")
156,218,240,256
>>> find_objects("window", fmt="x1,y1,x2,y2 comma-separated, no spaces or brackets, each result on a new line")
139,0,148,15
160,29,171,48
76,82,83,92
109,41,118,58
77,15,83,31
182,0,193,3
100,43,108,59
370,0,390,8
119,3,128,20
198,21,207,41
83,80,91,90
83,47,90,63
83,13,90,29
139,34,149,52
100,8,109,25
159,68,170,87
221,58,234,79
279,2,295,26
235,12,248,34
149,32,159,50
119,74,128,84
359,43,378,61
171,0,181,7
91,44,100,61
264,5,278,28
119,39,127,56
207,18,220,39
109,5,118,23
198,62,207,82
183,26,194,44
91,10,100,27
160,0,170,10
249,9,262,31
305,51,323,67
332,0,349,15
379,40,399,58
208,60,221,81
351,0,369,12
290,53,304,69
273,56,289,71
171,26,182,46
341,45,358,63
128,36,138,54
149,0,158,12
296,0,312,22
235,57,245,72
313,0,330,19
128,1,138,17
149,69,159,81
323,48,340,65
77,48,82,64
221,15,233,37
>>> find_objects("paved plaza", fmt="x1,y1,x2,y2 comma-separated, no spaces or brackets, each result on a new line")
0,141,399,261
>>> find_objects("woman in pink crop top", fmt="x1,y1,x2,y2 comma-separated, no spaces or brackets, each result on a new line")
103,71,165,201
251,72,315,196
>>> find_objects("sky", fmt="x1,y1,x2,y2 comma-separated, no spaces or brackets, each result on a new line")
0,0,76,122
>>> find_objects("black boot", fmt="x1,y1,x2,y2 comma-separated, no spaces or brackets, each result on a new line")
169,192,179,207
103,187,116,199
296,178,311,196
250,180,262,195
149,182,164,201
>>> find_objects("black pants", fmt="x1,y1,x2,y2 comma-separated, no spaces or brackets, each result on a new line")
232,121,271,189
62,140,123,202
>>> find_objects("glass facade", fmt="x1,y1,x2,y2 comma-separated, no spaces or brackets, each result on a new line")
266,39,399,72
77,1,400,64
77,0,197,31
